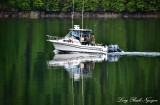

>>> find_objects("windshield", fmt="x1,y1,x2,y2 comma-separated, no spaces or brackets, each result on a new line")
65,30,91,39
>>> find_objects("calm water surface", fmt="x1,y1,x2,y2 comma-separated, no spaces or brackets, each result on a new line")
0,18,160,105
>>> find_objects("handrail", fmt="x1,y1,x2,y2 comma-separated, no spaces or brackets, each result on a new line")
46,35,63,40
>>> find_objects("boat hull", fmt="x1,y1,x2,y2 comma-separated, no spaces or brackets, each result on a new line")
52,41,107,54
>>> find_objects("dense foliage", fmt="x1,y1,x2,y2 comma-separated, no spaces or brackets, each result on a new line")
0,0,160,12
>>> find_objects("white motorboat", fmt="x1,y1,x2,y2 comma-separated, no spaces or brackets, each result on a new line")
47,25,108,54
46,0,124,54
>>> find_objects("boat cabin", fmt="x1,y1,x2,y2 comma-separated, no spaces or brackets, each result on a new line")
65,25,92,42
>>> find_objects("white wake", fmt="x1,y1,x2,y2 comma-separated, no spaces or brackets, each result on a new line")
108,52,160,57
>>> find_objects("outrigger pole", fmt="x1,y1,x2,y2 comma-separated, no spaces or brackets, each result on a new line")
72,0,74,29
82,0,84,29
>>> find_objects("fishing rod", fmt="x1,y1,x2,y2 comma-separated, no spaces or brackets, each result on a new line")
93,17,102,28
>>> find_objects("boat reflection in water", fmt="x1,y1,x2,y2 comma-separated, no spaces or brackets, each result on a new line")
48,53,119,81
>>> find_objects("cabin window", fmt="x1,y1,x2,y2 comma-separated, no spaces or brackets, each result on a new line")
82,31,91,36
71,31,80,37
81,31,91,37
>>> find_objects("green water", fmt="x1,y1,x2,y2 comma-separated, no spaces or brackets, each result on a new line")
0,18,160,105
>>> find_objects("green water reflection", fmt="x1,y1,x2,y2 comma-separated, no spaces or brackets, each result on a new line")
0,18,160,105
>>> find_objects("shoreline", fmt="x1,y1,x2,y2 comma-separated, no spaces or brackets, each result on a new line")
0,11,160,19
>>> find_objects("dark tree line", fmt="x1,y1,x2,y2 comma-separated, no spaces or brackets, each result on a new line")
0,0,160,12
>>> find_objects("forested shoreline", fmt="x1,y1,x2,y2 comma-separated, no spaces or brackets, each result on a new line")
1,11,160,18
0,0,160,18
0,0,160,12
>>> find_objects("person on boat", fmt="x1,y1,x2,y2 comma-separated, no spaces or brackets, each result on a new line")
90,34,95,46
84,35,90,45
80,36,84,43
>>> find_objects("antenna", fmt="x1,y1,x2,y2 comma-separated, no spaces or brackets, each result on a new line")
82,0,84,29
72,0,74,29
